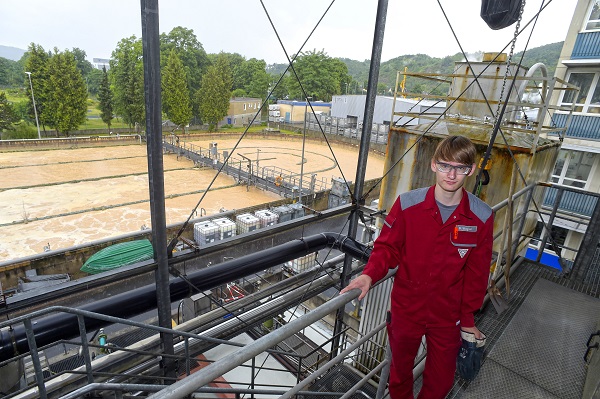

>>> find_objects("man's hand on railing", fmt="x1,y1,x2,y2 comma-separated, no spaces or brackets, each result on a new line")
340,274,372,300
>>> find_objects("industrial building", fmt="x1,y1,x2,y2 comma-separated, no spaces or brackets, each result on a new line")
330,94,446,127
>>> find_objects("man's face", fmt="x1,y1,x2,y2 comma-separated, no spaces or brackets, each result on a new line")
430,159,476,193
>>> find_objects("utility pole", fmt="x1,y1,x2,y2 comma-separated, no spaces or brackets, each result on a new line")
25,72,41,139
299,97,312,203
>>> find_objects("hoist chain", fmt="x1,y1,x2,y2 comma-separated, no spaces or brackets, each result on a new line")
494,0,527,123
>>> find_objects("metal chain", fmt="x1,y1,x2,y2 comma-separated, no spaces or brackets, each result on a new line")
495,0,527,122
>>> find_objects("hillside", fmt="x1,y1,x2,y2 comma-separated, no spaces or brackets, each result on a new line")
0,45,26,62
267,42,563,95
514,41,563,77
267,42,563,96
344,42,564,96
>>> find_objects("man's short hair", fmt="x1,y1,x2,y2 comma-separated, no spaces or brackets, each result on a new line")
433,135,477,165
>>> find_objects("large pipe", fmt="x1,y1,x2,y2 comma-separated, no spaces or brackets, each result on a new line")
0,233,370,362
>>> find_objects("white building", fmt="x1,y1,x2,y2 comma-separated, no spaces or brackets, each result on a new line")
330,95,446,127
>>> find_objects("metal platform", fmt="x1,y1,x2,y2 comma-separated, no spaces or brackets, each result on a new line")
462,278,600,398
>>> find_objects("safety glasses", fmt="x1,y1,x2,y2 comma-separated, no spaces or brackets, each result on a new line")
435,162,471,175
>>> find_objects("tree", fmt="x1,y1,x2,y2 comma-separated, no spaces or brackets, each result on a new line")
86,68,103,97
71,47,93,79
12,100,30,121
0,57,23,88
240,58,270,100
162,50,192,131
332,58,352,96
0,58,11,87
286,49,351,101
44,49,88,136
110,36,145,130
227,53,251,91
268,73,289,102
23,43,50,129
198,53,232,130
160,27,210,122
232,88,247,97
97,66,113,132
0,91,19,132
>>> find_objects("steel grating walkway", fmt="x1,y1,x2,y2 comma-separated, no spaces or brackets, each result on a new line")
462,278,600,398
445,256,600,399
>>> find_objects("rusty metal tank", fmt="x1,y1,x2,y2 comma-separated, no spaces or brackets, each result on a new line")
379,54,570,256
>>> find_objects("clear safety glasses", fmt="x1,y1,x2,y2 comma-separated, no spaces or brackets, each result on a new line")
436,162,471,175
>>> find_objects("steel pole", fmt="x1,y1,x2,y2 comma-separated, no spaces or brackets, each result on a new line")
333,0,388,356
25,72,41,139
300,97,312,202
140,0,175,378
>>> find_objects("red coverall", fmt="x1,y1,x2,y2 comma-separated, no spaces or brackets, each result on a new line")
362,186,494,399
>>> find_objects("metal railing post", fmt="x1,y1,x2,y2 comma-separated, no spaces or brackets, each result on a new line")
77,314,94,384
297,355,303,384
23,318,48,399
185,338,191,376
537,186,565,269
251,356,256,399
512,185,535,263
376,345,392,399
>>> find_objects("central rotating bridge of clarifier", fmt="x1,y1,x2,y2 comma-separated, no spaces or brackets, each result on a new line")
1,1,600,398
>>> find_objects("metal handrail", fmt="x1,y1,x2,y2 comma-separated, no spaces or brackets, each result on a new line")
147,288,363,398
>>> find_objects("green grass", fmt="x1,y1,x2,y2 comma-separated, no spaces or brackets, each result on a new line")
3,89,28,103
81,97,130,130
87,98,101,117
82,99,129,129
216,124,289,134
80,117,130,130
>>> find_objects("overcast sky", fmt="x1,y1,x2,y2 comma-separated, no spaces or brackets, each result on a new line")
0,0,578,64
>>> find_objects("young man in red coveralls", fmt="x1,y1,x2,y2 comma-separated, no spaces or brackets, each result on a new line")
341,135,494,399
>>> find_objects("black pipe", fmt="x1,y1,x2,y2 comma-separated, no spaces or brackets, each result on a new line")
0,233,370,362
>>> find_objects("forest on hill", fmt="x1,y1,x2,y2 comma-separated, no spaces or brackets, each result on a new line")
268,41,563,96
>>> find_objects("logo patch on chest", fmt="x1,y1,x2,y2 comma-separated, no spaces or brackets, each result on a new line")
458,248,469,258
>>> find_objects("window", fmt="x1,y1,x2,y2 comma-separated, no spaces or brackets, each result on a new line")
561,71,600,114
551,149,596,189
530,221,568,254
584,0,600,31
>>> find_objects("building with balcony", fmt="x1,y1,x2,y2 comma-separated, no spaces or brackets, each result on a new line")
537,0,600,266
